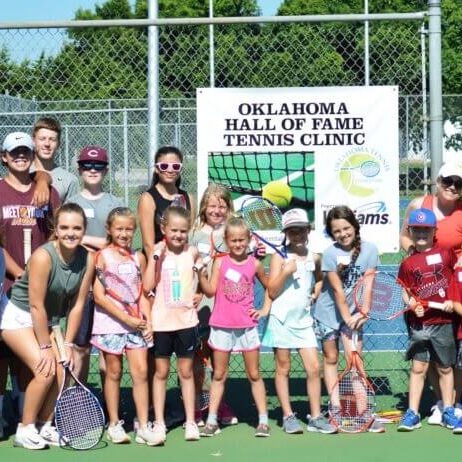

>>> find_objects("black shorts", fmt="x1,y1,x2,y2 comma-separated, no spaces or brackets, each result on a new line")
73,295,95,347
405,323,457,368
152,327,199,359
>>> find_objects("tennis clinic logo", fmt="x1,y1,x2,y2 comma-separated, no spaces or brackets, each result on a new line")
335,147,389,198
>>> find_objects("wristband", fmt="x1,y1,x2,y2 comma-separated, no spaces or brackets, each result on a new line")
39,343,52,350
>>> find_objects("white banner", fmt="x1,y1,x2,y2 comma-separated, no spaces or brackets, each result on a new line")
197,86,399,253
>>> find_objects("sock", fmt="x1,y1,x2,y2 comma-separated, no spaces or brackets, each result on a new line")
207,413,218,426
258,414,268,425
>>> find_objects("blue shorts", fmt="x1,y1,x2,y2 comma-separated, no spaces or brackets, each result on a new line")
315,320,361,342
91,332,151,355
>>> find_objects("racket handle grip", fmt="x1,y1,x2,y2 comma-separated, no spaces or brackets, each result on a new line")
52,324,68,362
153,249,162,261
428,301,445,310
193,255,211,273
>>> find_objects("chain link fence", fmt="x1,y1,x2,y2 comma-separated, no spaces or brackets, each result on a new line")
1,15,460,416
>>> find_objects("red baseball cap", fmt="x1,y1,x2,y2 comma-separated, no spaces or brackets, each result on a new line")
78,146,108,164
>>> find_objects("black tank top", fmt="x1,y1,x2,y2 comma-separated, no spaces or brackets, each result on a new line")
146,186,191,243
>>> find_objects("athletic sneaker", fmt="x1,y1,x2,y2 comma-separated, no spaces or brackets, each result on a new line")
218,402,238,426
13,424,49,450
452,417,462,434
38,422,60,446
107,420,131,444
282,414,303,434
135,423,162,446
151,422,167,445
184,421,200,441
195,409,205,427
455,403,462,419
254,423,270,437
368,418,386,433
306,415,337,434
428,400,443,425
442,406,458,429
200,423,221,437
397,409,422,431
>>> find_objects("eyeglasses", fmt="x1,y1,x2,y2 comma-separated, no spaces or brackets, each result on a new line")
155,162,182,172
441,176,462,190
79,162,107,171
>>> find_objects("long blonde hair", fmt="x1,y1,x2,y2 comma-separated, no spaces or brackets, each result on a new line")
194,183,233,230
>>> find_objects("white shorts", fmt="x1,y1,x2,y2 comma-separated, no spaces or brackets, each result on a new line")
208,326,260,352
0,299,33,330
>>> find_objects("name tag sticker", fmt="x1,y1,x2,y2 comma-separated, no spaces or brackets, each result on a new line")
337,255,351,266
162,258,176,270
426,253,442,265
197,242,210,254
458,272,462,282
225,268,241,283
84,208,95,218
118,263,133,275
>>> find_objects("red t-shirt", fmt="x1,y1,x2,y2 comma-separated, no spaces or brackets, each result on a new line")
422,195,462,256
0,179,60,292
448,267,462,339
398,245,456,326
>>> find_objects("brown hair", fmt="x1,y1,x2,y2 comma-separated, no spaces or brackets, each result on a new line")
32,117,62,144
51,202,87,240
162,205,191,229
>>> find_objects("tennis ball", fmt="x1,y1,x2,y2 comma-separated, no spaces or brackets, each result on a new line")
262,181,293,207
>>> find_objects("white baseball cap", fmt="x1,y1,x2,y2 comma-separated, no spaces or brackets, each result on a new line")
2,132,34,152
282,208,310,231
438,161,462,179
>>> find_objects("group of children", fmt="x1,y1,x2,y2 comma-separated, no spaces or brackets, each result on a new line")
1,127,462,450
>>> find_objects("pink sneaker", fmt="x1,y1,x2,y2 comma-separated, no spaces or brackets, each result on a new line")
218,402,238,426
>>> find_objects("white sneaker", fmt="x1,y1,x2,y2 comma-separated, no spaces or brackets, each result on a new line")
428,401,443,425
135,423,164,446
38,421,60,447
107,420,131,444
150,422,167,445
455,404,462,419
13,423,49,450
184,421,200,441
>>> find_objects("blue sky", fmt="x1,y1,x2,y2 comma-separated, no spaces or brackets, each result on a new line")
2,0,282,21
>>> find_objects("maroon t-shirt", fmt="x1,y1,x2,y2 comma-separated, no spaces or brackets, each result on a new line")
398,246,456,326
0,179,60,292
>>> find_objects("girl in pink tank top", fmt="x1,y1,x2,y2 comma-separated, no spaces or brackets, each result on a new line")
197,216,271,437
91,207,155,444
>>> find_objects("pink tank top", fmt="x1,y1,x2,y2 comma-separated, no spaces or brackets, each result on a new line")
92,247,141,335
152,246,199,332
210,255,257,329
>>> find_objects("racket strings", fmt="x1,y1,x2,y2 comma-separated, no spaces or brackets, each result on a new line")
355,273,405,320
330,370,376,433
55,386,105,450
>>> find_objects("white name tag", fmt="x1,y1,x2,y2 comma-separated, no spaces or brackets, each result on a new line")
225,268,241,283
118,263,133,275
197,242,210,254
84,208,95,218
162,258,176,270
337,255,351,266
458,271,462,282
426,253,442,265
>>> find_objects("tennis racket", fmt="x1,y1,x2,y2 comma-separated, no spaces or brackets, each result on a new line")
95,247,143,318
23,228,32,265
52,325,105,450
353,270,445,321
329,330,376,433
192,226,257,272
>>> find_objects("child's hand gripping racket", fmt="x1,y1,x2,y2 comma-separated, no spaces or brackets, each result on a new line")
353,270,447,321
52,325,105,450
328,330,376,433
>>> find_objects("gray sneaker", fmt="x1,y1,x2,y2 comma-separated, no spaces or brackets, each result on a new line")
282,414,303,434
254,423,270,437
200,423,221,437
306,415,337,434
368,418,385,433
